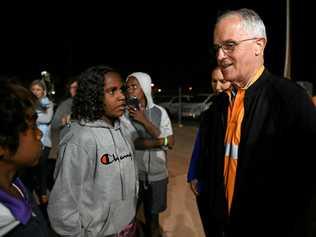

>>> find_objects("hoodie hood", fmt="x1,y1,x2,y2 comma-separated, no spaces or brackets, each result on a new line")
127,72,154,109
78,118,121,129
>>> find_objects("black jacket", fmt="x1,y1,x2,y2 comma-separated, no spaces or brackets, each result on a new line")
197,70,316,237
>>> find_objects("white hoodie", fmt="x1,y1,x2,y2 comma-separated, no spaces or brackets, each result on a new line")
127,72,173,182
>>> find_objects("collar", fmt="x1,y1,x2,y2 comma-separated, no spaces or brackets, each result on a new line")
0,178,32,225
241,65,265,90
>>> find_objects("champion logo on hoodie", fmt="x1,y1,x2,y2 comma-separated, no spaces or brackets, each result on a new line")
100,153,133,165
100,154,110,165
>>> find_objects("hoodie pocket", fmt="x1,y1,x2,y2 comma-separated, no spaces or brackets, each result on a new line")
81,201,112,236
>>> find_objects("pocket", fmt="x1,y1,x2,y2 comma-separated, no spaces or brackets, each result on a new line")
148,154,166,175
82,201,112,236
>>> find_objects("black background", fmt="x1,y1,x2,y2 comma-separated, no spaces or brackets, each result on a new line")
0,1,313,98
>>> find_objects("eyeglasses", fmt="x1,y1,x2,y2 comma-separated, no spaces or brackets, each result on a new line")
213,37,259,55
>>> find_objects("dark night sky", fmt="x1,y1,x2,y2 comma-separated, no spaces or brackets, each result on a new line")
0,1,313,96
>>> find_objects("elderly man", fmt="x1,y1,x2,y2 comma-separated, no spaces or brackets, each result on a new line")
196,8,316,237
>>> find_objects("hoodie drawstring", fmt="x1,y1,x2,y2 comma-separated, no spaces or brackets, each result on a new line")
109,129,126,200
119,128,138,197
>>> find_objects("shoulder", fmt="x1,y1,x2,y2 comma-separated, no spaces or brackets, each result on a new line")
58,98,72,108
60,121,96,147
43,96,53,105
152,104,169,117
119,115,139,142
152,104,172,124
203,92,228,113
55,98,72,113
0,203,20,235
263,72,310,107
252,71,315,128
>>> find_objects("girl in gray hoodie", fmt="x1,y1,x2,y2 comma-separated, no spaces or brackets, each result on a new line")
48,66,138,237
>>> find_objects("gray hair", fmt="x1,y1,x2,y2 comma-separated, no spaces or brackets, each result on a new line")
217,8,267,40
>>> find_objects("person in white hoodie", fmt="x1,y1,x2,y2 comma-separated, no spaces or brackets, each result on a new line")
48,66,138,237
126,72,175,237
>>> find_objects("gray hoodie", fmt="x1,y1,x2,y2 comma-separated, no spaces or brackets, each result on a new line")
127,72,173,182
47,116,138,237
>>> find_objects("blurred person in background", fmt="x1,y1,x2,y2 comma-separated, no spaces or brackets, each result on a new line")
0,78,48,236
48,77,78,190
187,66,231,236
20,80,53,219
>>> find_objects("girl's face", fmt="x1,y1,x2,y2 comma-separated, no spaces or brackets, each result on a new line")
1,110,42,168
103,72,126,123
31,84,45,99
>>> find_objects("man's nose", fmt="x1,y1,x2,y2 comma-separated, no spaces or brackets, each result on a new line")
216,48,226,62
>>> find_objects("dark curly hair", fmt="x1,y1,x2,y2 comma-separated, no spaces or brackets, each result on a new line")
0,79,37,157
72,65,119,121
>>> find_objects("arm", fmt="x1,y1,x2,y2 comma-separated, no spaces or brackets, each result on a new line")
51,99,72,129
51,104,66,129
134,137,164,149
187,130,201,196
134,134,174,150
159,107,175,149
134,107,175,150
47,143,89,236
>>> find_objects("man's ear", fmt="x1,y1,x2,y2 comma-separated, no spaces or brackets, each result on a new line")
255,38,266,56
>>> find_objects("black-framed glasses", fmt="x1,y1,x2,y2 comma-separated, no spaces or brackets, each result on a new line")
213,37,259,55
